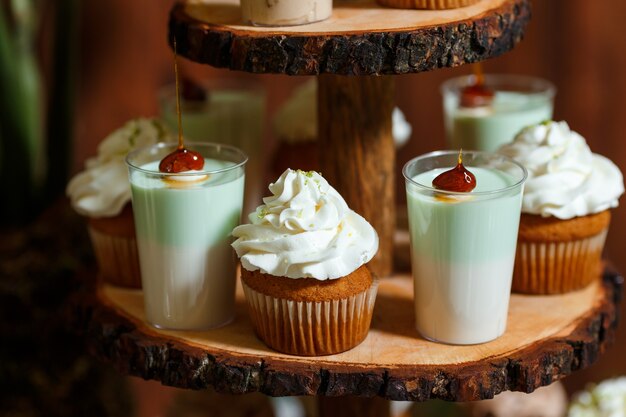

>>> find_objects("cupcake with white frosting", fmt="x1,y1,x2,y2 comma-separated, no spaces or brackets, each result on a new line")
498,121,623,294
66,118,169,288
232,168,379,356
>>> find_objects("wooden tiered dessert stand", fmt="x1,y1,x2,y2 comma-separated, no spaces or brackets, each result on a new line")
74,0,624,415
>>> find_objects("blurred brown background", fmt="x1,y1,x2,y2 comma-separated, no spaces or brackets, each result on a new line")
71,0,625,410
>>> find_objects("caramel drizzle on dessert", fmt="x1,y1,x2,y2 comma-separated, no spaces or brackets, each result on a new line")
432,149,476,193
459,63,494,108
159,39,204,174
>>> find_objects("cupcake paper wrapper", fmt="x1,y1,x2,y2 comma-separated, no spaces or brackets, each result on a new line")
88,225,142,289
512,228,608,294
376,0,479,9
242,279,378,356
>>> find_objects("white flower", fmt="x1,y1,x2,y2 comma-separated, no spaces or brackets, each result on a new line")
568,377,626,417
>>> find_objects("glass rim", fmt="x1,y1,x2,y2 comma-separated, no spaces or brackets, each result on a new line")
126,141,248,176
440,74,556,98
402,150,528,196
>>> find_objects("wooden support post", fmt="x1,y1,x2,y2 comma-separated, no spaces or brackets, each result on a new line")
318,75,395,277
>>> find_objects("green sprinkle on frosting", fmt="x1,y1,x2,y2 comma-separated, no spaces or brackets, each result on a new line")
257,207,269,219
296,169,316,178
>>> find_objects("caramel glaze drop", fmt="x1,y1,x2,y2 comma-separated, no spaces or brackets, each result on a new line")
432,150,476,193
460,63,494,108
159,148,204,173
158,39,205,174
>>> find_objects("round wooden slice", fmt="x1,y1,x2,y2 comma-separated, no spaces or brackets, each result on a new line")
169,0,531,75
73,270,622,401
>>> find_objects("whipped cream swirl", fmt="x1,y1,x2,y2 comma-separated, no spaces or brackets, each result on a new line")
232,169,379,280
498,121,623,219
67,118,169,217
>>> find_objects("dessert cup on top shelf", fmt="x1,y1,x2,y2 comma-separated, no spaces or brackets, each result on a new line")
498,121,624,294
232,169,379,356
403,151,527,345
127,142,247,330
442,74,555,152
240,0,332,27
66,118,170,288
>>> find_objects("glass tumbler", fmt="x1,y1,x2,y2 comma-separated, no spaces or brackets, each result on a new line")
127,142,247,330
404,151,527,344
441,74,555,151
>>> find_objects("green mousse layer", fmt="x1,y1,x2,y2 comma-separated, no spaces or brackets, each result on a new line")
446,91,553,151
131,159,244,247
407,167,522,263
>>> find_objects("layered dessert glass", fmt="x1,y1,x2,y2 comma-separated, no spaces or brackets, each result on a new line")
441,75,555,151
240,0,332,26
127,142,247,330
403,151,527,344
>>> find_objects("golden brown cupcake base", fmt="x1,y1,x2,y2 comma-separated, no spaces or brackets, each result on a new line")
241,265,372,301
512,211,610,294
87,204,142,288
376,0,480,10
518,211,610,242
88,203,136,238
241,266,378,356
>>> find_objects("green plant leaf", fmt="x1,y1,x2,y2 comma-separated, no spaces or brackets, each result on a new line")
0,1,43,225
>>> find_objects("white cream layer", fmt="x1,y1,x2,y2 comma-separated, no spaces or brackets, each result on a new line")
413,254,513,345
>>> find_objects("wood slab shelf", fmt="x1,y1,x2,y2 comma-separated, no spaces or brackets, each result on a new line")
169,0,531,75
74,270,623,402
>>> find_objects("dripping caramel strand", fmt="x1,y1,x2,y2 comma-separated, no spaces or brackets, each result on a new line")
158,38,205,175
174,38,184,150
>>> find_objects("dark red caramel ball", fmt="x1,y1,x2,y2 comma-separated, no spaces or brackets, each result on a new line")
433,162,476,193
460,84,494,108
159,148,204,173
